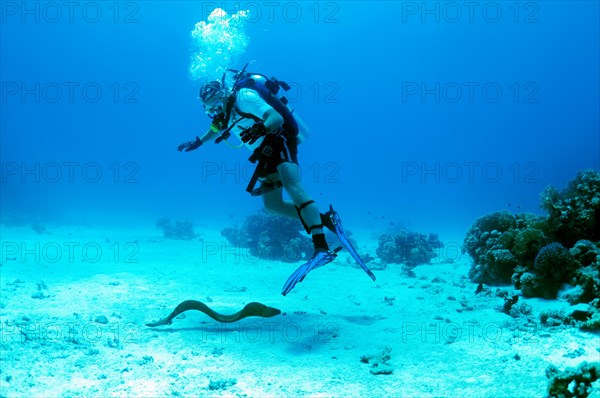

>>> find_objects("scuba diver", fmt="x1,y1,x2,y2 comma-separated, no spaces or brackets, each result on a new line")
177,66,375,295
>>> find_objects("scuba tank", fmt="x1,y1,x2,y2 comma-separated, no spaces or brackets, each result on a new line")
219,66,311,144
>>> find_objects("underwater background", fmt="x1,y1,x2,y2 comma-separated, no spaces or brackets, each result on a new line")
1,1,599,397
2,1,597,241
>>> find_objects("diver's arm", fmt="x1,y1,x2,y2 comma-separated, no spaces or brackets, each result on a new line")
238,107,285,145
262,108,284,133
201,127,221,143
236,88,283,134
177,128,220,152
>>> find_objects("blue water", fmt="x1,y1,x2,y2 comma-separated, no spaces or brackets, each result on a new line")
1,1,599,241
1,2,599,396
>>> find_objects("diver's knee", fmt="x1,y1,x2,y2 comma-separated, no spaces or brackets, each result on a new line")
278,162,302,185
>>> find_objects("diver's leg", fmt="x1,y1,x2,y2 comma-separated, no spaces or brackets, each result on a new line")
276,161,339,295
277,162,329,251
260,175,298,218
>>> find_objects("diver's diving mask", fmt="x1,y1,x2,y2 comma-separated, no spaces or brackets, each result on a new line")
200,81,226,118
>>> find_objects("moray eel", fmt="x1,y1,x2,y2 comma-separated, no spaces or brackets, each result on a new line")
146,300,282,326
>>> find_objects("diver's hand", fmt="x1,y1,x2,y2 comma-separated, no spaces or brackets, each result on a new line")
177,137,203,152
240,122,268,145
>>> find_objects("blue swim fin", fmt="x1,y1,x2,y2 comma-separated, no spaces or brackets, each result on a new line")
281,249,339,296
325,205,376,281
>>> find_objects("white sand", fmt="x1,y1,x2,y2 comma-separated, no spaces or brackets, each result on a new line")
0,224,598,397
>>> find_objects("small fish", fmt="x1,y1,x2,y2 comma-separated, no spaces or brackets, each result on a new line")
475,282,483,294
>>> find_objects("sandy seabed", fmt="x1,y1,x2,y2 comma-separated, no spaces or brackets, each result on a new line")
0,224,598,397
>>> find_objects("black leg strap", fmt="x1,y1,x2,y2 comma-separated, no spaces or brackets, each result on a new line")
296,200,315,212
295,200,318,235
308,224,324,232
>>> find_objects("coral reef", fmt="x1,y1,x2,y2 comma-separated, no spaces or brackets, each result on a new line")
464,211,529,284
464,170,600,304
515,243,576,299
156,218,196,240
545,361,599,398
534,243,575,281
571,240,600,267
376,231,443,267
510,237,599,300
539,300,600,331
541,169,600,247
511,223,550,264
578,299,600,331
569,240,600,304
221,210,312,263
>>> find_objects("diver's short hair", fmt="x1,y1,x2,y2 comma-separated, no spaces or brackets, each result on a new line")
200,80,222,103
